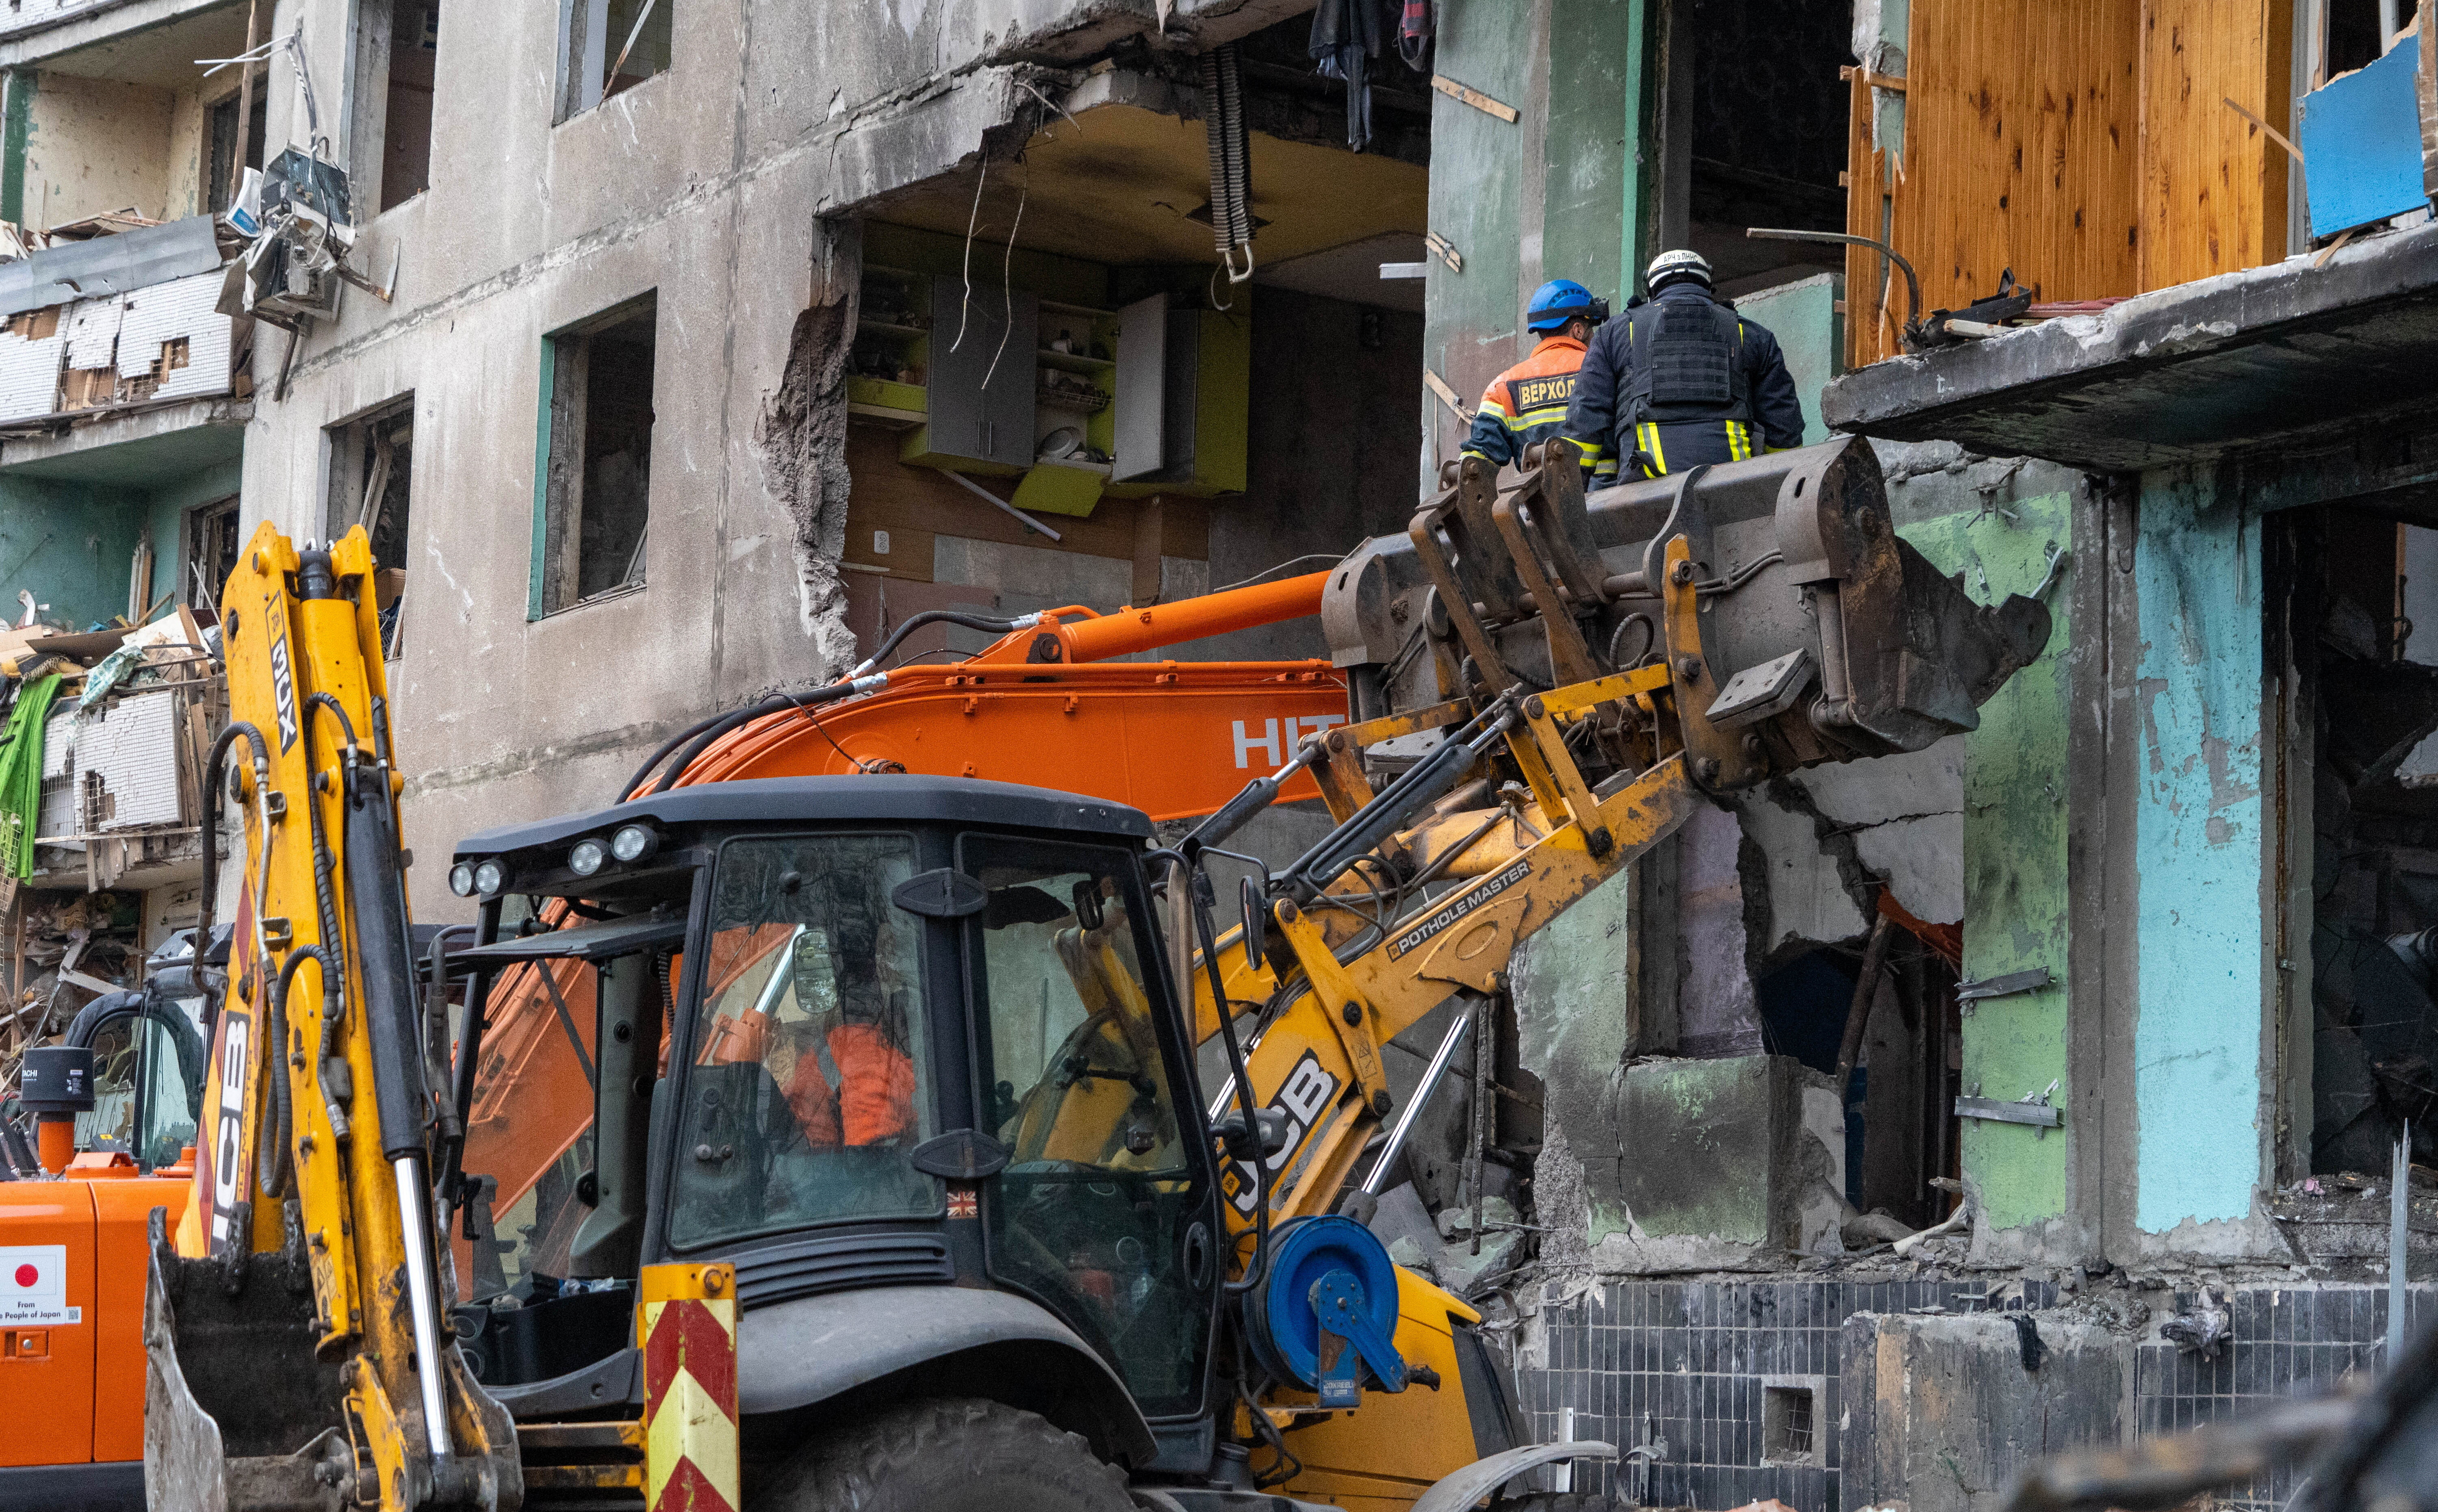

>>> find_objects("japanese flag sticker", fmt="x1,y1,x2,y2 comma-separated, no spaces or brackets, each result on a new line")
0,1246,80,1325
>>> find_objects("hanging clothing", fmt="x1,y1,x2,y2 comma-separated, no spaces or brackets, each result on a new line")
1310,0,1394,150
1398,0,1434,70
0,675,60,880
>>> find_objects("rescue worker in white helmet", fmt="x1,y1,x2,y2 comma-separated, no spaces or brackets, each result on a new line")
1562,249,1805,484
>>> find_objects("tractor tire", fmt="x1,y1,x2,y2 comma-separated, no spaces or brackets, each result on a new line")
758,1396,1135,1512
1492,1495,1633,1511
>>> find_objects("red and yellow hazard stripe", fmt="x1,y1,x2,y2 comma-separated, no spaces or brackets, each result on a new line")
640,1263,740,1512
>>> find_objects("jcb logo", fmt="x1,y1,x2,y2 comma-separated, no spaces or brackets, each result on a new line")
208,1011,252,1250
1231,715,1346,770
1221,1051,1340,1216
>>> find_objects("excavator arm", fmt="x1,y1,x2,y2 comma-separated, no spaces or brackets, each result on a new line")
147,525,519,1512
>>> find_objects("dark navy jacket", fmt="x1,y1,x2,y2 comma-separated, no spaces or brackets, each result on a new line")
1562,284,1806,480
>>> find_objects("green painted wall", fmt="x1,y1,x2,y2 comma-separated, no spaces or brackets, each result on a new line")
1542,0,1654,307
0,478,150,628
1733,273,1843,446
1424,0,1531,403
1902,496,2074,1231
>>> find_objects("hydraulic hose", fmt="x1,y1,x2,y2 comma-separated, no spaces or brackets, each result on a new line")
261,945,336,1201
299,697,355,1141
195,720,271,1026
649,674,888,795
1152,847,1272,1298
620,609,1043,800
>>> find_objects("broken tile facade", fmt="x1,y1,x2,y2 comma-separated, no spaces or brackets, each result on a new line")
4,0,2436,1505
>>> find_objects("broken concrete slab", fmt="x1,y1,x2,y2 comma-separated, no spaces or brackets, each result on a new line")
1839,1312,2130,1512
1581,1054,1844,1274
1822,220,2438,472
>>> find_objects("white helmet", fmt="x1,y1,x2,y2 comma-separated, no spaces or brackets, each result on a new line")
1645,248,1714,294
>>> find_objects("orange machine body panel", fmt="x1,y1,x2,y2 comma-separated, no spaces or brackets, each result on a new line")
0,1165,190,1468
682,659,1348,818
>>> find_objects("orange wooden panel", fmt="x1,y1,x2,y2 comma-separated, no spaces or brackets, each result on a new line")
1896,0,2144,314
2137,0,2294,289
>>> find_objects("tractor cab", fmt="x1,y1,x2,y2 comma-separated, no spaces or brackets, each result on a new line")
442,775,1221,1471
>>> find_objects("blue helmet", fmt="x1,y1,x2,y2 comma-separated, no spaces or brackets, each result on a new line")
1526,278,1605,332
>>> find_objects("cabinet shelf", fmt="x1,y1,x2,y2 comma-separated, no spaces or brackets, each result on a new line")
1037,347,1113,373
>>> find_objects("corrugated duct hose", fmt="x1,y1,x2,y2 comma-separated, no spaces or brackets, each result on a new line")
1200,46,1255,285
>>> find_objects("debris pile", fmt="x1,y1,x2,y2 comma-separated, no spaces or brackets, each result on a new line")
0,601,223,1097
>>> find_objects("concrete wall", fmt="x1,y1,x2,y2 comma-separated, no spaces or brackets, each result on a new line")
239,0,1166,913
23,69,173,226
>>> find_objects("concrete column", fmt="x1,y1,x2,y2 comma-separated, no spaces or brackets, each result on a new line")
2119,471,2286,1259
1900,490,2078,1258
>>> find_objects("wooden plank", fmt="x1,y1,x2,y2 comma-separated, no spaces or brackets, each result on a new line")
1894,0,2143,322
1430,74,1520,123
2138,0,2294,290
2423,0,2438,201
1423,368,1475,423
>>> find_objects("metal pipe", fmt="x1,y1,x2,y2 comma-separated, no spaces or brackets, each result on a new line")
1814,586,1853,721
393,1151,453,1459
1058,570,1334,664
1362,1008,1474,1195
2390,1126,2410,1363
1746,228,1922,334
940,469,1062,542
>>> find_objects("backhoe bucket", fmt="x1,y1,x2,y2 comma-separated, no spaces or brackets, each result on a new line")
145,1238,354,1512
144,1214,525,1511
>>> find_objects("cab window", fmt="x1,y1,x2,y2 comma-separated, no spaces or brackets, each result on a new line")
961,833,1211,1418
668,833,939,1250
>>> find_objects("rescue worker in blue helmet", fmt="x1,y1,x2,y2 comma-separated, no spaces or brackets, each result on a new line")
1563,249,1805,484
1460,278,1617,484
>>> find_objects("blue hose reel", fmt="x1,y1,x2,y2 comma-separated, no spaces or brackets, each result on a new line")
1244,1216,1410,1408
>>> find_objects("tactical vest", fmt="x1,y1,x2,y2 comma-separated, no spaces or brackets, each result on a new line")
1620,297,1751,427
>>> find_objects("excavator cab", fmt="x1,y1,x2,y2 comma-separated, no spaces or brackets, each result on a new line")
442,776,1224,1477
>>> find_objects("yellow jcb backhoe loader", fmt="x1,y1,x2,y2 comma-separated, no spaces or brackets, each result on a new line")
145,435,2047,1512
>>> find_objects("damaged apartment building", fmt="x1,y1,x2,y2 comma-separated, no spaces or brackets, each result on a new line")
5,0,2436,1503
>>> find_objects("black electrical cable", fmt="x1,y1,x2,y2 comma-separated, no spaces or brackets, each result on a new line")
625,608,1040,800
261,944,336,1201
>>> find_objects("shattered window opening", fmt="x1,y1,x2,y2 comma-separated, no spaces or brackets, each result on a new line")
538,295,656,618
555,0,672,124
323,395,416,659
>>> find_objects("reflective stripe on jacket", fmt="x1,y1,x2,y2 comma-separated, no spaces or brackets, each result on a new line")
1459,336,1616,479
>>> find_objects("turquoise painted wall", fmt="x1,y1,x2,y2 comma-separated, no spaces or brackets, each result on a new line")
143,455,241,608
0,455,239,629
2132,477,2264,1232
1903,495,2074,1230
